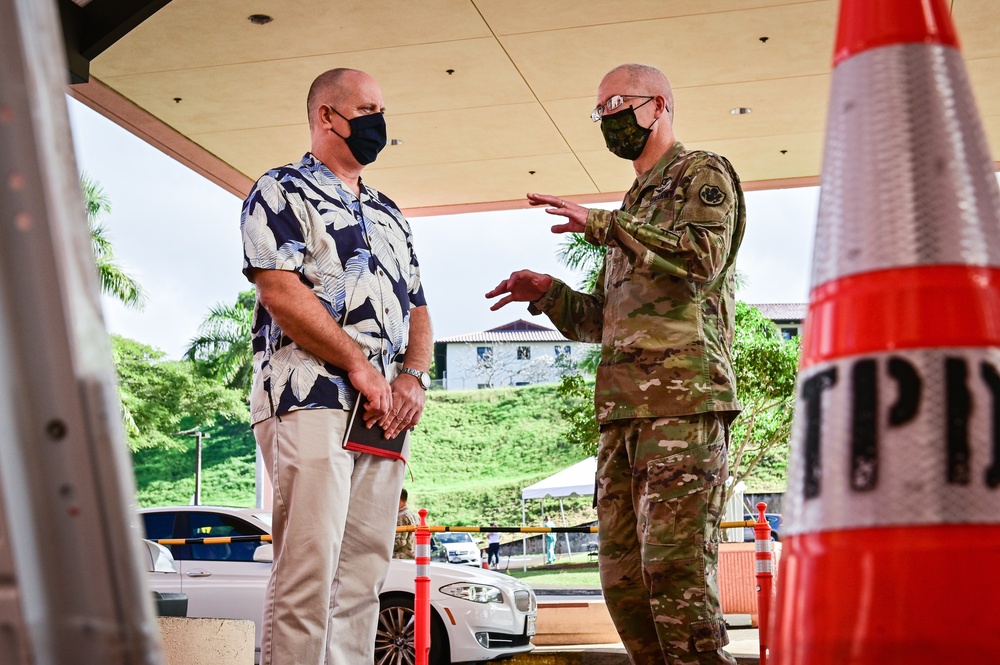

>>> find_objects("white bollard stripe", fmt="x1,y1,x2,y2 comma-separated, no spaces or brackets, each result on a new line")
785,347,1000,535
756,560,774,574
755,540,773,553
416,544,429,558
812,44,1000,289
416,564,428,577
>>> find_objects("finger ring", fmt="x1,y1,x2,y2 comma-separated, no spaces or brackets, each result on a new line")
559,200,565,208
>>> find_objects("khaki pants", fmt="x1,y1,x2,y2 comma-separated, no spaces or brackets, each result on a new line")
254,408,406,665
597,413,737,665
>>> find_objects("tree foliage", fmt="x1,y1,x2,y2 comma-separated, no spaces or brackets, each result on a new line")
81,174,147,310
727,302,800,497
556,373,600,457
112,335,247,451
185,289,256,393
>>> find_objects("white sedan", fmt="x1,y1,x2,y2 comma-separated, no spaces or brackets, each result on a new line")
139,506,536,664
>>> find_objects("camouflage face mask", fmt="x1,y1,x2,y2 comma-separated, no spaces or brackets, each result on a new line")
600,101,657,161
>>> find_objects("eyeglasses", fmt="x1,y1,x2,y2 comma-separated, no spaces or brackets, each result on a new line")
591,95,654,122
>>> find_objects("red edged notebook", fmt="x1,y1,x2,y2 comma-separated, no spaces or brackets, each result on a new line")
342,396,407,461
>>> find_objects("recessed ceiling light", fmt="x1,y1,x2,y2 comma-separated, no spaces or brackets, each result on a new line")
248,14,273,25
730,107,752,115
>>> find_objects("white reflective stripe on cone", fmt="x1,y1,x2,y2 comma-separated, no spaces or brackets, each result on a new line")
812,44,1000,288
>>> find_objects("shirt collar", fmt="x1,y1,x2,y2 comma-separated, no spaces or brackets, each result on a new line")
302,152,373,203
636,141,685,191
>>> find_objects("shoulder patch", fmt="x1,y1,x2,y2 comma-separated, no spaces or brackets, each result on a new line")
699,184,726,206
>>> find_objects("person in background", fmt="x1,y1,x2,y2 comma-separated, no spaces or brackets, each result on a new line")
486,522,501,569
394,488,418,559
543,515,557,564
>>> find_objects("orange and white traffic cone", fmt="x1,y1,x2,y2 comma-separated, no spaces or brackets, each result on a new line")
772,0,1000,663
481,548,490,569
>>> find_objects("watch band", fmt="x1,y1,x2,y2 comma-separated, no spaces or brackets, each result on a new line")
401,367,430,389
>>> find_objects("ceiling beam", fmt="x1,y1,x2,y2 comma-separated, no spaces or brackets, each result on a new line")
59,0,172,83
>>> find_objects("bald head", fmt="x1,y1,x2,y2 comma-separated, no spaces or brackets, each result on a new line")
307,68,364,129
602,64,674,115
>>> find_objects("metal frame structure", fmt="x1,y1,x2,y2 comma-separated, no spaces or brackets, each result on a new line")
0,0,162,662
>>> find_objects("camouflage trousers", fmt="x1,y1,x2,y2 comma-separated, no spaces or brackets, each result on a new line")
597,412,737,665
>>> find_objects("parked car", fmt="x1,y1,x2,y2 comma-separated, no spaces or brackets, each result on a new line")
431,531,482,567
139,506,536,664
743,513,782,542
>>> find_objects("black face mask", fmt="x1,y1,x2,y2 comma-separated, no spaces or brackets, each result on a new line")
332,109,387,165
600,101,658,161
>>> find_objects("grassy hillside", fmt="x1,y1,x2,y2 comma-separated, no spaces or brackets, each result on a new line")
130,383,788,528
131,384,596,528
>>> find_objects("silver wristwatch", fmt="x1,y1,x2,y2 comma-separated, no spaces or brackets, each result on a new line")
400,367,430,390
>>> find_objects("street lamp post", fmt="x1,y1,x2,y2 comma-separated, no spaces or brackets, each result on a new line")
175,429,210,505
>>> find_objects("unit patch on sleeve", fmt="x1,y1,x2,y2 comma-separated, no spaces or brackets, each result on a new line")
699,184,726,206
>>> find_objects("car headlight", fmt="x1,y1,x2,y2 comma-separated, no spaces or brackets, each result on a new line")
439,583,503,604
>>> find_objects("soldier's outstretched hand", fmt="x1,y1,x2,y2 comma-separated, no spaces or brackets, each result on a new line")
486,270,554,311
527,192,587,234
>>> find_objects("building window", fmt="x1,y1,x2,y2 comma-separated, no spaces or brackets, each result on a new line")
554,345,572,356
517,346,531,360
780,327,799,340
477,346,493,360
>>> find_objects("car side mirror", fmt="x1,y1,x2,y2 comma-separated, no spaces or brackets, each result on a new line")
253,543,273,563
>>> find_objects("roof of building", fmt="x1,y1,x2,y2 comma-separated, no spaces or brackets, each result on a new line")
437,319,571,344
750,303,808,322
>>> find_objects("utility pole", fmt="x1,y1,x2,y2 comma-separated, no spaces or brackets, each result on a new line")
176,429,210,506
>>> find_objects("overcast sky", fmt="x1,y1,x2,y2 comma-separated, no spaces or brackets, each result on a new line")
67,99,819,360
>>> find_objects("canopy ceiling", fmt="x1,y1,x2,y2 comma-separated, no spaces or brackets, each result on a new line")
66,0,1000,215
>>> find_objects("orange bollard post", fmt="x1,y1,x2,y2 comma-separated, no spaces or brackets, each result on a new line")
414,509,431,665
772,0,1000,662
752,502,773,665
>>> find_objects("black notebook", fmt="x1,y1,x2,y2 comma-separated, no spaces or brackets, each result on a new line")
342,396,407,461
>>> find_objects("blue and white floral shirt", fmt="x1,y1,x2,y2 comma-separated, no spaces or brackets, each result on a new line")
240,153,427,425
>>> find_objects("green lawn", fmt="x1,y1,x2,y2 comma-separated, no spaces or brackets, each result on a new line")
507,565,602,588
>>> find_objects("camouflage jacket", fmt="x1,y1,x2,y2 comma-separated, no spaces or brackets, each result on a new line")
394,506,417,559
530,142,746,422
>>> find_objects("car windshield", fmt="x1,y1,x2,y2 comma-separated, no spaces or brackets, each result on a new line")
436,532,474,544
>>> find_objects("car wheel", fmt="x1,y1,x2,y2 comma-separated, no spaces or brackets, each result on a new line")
375,593,449,665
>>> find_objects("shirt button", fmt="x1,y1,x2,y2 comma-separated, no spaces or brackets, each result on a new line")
385,307,390,314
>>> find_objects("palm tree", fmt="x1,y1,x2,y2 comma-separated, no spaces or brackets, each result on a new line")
82,174,147,309
185,290,255,393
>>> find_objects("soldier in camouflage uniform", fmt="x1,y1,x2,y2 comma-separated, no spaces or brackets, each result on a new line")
394,488,417,559
487,63,745,665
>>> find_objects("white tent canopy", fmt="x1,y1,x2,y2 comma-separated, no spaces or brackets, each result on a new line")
520,457,597,569
521,456,597,500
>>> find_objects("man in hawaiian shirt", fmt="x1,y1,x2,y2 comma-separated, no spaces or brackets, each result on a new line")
240,68,432,665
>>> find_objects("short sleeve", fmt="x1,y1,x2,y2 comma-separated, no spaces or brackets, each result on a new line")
241,173,307,281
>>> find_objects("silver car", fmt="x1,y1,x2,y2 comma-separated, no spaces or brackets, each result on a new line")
140,506,536,664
